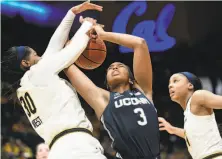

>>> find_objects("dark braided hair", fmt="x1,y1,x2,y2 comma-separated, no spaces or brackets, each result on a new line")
1,46,32,103
2,46,32,74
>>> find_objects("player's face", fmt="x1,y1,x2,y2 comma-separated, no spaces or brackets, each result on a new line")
168,74,190,102
106,62,130,89
21,48,41,69
36,143,49,159
26,48,41,66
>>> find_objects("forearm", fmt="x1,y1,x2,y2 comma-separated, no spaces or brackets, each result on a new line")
31,21,92,84
48,21,92,73
44,10,76,55
171,126,185,139
100,32,144,49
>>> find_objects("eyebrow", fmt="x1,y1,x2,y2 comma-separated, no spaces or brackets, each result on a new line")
169,76,175,83
108,63,123,68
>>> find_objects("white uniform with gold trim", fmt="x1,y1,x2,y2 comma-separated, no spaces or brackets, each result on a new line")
16,10,106,159
184,97,222,159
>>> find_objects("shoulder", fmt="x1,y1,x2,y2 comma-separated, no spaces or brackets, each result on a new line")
99,87,110,102
20,70,31,86
133,83,153,104
190,90,213,115
191,90,206,106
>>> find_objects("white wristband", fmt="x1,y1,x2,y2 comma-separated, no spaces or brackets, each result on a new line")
67,10,76,19
78,21,93,34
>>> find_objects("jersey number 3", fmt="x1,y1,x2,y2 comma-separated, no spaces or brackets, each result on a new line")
20,92,37,117
134,108,147,126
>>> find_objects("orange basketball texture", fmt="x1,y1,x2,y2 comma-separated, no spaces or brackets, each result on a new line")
75,38,107,70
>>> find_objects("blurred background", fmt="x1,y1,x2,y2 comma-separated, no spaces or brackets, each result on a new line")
1,1,222,159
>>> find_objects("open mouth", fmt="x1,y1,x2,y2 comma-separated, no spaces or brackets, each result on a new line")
112,70,120,76
169,90,175,97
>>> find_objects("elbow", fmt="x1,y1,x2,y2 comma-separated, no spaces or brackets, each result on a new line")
138,38,146,45
135,38,147,48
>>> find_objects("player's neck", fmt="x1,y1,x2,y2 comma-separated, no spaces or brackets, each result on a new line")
178,92,193,110
111,84,130,94
35,57,42,64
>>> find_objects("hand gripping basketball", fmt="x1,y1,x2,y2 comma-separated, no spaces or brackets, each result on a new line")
75,37,107,70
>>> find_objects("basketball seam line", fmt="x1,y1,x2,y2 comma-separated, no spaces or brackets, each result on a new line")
81,54,102,64
76,59,86,69
85,48,106,52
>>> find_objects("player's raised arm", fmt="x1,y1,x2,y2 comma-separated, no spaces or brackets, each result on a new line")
192,90,222,109
64,64,109,119
35,17,96,74
93,25,153,99
158,117,185,139
43,1,103,57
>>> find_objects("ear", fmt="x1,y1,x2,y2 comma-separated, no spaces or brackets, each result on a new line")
21,60,31,68
129,79,134,85
188,83,194,90
21,60,30,67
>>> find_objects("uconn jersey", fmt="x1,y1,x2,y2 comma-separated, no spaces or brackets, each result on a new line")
101,88,160,159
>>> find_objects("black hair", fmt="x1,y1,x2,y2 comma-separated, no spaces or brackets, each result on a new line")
104,63,136,90
1,46,32,103
2,46,32,73
179,72,203,91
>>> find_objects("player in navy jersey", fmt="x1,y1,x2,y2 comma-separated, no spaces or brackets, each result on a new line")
64,24,160,159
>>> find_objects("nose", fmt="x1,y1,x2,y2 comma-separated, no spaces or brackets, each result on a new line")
112,65,118,70
168,83,173,89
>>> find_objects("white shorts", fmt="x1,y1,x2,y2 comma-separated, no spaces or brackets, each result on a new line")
48,132,107,159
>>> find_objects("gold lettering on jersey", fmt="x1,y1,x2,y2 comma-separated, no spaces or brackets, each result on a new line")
184,131,191,147
32,116,42,128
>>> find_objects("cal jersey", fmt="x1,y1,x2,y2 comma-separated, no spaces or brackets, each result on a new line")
101,88,160,159
184,97,222,159
17,64,93,145
16,10,94,146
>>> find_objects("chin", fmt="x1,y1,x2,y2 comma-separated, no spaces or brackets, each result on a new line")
170,96,178,102
110,76,124,83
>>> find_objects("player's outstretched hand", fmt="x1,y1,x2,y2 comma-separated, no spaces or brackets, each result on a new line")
92,24,105,38
79,16,97,25
79,16,98,37
158,117,174,134
71,1,103,14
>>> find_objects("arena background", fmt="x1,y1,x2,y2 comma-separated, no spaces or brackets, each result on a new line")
1,1,222,159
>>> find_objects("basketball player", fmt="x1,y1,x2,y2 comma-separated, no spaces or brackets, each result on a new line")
64,25,160,159
36,143,49,159
159,72,222,159
2,2,107,159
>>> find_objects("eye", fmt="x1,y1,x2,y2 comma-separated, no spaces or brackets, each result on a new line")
174,79,179,83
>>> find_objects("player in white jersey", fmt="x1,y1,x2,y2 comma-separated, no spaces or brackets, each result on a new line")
159,72,222,159
2,2,107,159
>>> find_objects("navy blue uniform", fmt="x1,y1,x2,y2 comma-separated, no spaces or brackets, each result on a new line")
101,88,160,159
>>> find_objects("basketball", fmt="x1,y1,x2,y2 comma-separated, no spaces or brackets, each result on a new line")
75,38,107,70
